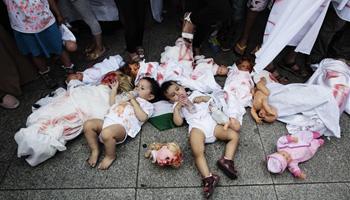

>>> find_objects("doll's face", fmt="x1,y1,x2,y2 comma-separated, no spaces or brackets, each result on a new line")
66,73,83,82
258,107,277,123
164,83,187,103
129,63,140,77
238,60,253,72
216,66,229,76
277,151,292,163
156,146,176,166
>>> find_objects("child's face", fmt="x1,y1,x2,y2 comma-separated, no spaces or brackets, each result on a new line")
216,66,229,76
277,151,292,163
155,146,176,167
164,83,187,103
238,60,252,72
135,79,154,101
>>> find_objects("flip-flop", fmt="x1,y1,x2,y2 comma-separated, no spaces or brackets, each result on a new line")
234,43,247,55
86,47,108,61
0,94,20,109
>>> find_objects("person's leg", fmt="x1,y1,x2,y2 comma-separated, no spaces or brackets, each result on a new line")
98,124,127,170
135,0,146,48
329,24,350,62
115,0,141,61
310,5,346,64
189,128,210,177
214,125,239,160
71,0,104,54
83,119,103,167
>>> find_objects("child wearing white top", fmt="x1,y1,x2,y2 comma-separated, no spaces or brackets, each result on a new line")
83,77,160,170
161,81,240,199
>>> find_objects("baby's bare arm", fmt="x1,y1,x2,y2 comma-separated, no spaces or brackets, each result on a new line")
193,96,211,103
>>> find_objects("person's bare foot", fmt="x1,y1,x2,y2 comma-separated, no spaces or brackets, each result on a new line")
98,156,115,170
229,118,241,132
87,149,99,168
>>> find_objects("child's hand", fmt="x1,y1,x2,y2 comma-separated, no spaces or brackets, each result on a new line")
175,101,184,110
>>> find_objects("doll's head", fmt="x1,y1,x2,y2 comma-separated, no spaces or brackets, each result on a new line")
145,142,183,168
66,72,83,83
267,151,292,173
135,77,160,103
160,81,187,103
216,65,229,76
119,63,140,81
258,106,278,123
236,56,254,72
101,71,133,93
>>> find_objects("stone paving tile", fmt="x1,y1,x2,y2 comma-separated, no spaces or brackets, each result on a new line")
258,113,350,183
0,162,9,186
138,113,272,188
137,185,277,200
0,189,135,200
1,134,139,189
275,183,350,200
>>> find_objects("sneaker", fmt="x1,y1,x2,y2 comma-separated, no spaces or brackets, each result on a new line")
41,73,58,89
217,157,238,179
202,174,220,199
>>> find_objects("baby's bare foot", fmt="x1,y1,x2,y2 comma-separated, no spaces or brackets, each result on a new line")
98,156,116,170
87,150,99,168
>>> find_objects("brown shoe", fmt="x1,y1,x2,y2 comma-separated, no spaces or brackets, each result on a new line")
202,174,220,199
217,157,238,179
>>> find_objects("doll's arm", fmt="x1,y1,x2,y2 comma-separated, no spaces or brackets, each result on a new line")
193,96,211,104
277,135,298,145
251,106,263,124
173,102,184,126
256,77,270,96
288,162,305,179
262,99,275,116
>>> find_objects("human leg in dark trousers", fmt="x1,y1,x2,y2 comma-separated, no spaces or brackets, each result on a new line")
115,0,146,62
310,6,346,64
328,24,350,62
183,0,232,53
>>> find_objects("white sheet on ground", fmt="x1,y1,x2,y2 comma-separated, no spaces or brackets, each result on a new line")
267,83,341,138
15,83,111,166
307,58,350,114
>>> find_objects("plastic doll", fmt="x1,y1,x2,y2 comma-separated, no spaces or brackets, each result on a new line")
267,131,324,179
251,77,278,124
144,142,183,168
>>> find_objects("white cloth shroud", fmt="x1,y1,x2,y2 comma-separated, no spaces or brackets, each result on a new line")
307,58,350,114
266,83,340,138
254,0,331,73
15,83,111,166
82,55,124,84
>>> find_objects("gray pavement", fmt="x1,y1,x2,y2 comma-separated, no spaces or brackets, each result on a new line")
0,14,350,200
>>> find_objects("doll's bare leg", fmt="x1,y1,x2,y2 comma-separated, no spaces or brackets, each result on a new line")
83,119,103,167
98,124,126,170
214,125,239,160
189,128,210,177
229,117,241,132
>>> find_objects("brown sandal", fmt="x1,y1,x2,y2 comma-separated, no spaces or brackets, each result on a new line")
234,43,247,55
86,47,107,61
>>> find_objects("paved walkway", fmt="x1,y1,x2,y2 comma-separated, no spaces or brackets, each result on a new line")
0,14,349,200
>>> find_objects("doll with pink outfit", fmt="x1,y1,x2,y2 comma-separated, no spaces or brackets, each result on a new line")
267,130,324,179
144,142,183,168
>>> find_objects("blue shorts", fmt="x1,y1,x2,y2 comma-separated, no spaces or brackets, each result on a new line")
14,23,63,58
